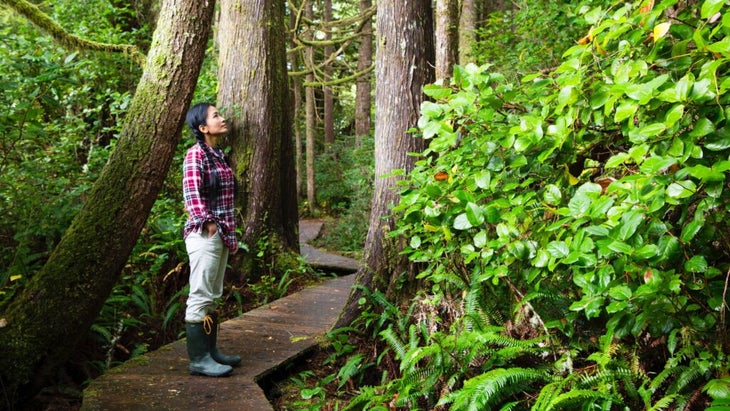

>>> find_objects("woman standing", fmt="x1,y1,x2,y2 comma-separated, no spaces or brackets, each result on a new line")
182,102,241,377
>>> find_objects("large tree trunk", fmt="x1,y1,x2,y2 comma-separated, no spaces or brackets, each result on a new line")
335,0,434,328
0,0,214,405
435,0,458,82
217,0,299,281
355,0,373,146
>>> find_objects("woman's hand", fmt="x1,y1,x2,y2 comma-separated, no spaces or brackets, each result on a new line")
204,221,217,237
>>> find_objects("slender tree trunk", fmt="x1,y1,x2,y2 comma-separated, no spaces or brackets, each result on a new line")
458,0,476,65
305,1,317,214
217,0,299,280
323,0,334,148
289,4,304,200
335,0,434,328
435,0,458,82
355,0,373,146
0,0,215,405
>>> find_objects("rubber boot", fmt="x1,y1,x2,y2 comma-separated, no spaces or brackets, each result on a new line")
185,322,233,377
207,313,242,367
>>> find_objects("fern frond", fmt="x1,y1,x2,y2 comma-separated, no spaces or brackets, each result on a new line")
543,389,617,410
667,366,702,394
380,326,407,361
648,393,682,411
439,367,547,411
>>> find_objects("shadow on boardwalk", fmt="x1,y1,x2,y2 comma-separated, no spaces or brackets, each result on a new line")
81,220,358,410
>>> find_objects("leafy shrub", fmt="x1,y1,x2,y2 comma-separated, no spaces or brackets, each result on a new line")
347,0,730,409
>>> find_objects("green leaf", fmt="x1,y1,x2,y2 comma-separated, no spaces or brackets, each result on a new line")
706,127,730,151
689,117,715,137
543,184,562,205
547,241,569,258
685,255,708,273
666,180,696,199
639,156,676,174
614,101,638,123
609,285,632,300
618,209,644,241
701,0,725,19
454,213,473,230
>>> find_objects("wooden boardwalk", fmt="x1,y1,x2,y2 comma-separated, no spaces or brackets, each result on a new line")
81,221,357,410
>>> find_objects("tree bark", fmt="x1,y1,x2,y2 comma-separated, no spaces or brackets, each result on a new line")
335,0,434,328
323,0,334,148
217,0,299,281
304,1,317,214
0,0,214,405
355,0,373,146
458,0,476,65
289,4,304,200
435,0,458,82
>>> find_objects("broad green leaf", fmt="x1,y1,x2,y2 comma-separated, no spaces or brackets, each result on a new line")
701,0,724,19
706,127,730,151
474,230,487,248
666,180,697,199
707,37,730,55
453,213,472,230
614,101,638,123
685,255,708,272
609,285,632,300
618,209,644,241
689,117,715,137
544,184,562,205
629,123,666,143
410,236,421,249
465,202,484,226
547,241,569,258
664,104,685,127
639,156,676,174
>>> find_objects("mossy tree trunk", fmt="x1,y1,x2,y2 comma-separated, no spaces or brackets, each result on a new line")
355,0,373,146
335,0,434,328
0,0,215,406
218,0,299,282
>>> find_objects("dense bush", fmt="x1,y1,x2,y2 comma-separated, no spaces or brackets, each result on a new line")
337,0,730,409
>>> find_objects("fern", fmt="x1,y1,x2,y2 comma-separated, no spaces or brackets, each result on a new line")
538,389,617,410
438,367,547,411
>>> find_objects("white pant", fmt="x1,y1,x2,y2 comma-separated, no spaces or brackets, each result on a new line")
185,231,229,322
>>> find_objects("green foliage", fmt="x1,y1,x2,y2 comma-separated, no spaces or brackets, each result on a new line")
312,137,373,252
472,0,592,80
343,0,730,409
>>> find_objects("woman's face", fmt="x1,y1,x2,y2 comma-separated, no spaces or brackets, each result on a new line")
200,106,228,137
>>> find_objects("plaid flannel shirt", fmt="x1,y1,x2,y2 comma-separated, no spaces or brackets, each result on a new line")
182,143,237,251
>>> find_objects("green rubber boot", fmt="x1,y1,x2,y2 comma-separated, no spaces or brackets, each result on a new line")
207,313,242,367
185,322,233,377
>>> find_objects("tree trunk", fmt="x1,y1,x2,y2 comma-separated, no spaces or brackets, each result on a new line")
289,5,304,200
305,1,317,214
0,0,214,405
335,0,434,328
355,0,373,146
323,0,334,148
217,0,299,281
458,0,476,65
435,0,458,82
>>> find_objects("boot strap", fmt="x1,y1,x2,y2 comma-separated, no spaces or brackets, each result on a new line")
203,315,215,336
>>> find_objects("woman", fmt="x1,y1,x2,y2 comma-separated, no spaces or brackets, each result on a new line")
182,102,240,377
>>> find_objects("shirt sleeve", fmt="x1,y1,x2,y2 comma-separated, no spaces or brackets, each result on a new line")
182,147,214,232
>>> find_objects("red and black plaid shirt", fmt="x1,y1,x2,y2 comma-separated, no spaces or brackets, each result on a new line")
182,143,237,251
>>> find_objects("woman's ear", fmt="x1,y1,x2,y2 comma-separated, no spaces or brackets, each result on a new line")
198,124,208,135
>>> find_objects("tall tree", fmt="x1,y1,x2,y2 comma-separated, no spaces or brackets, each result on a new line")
323,0,335,148
458,0,476,65
335,0,434,327
217,0,299,280
355,0,373,145
304,0,318,214
0,0,215,405
435,0,458,82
